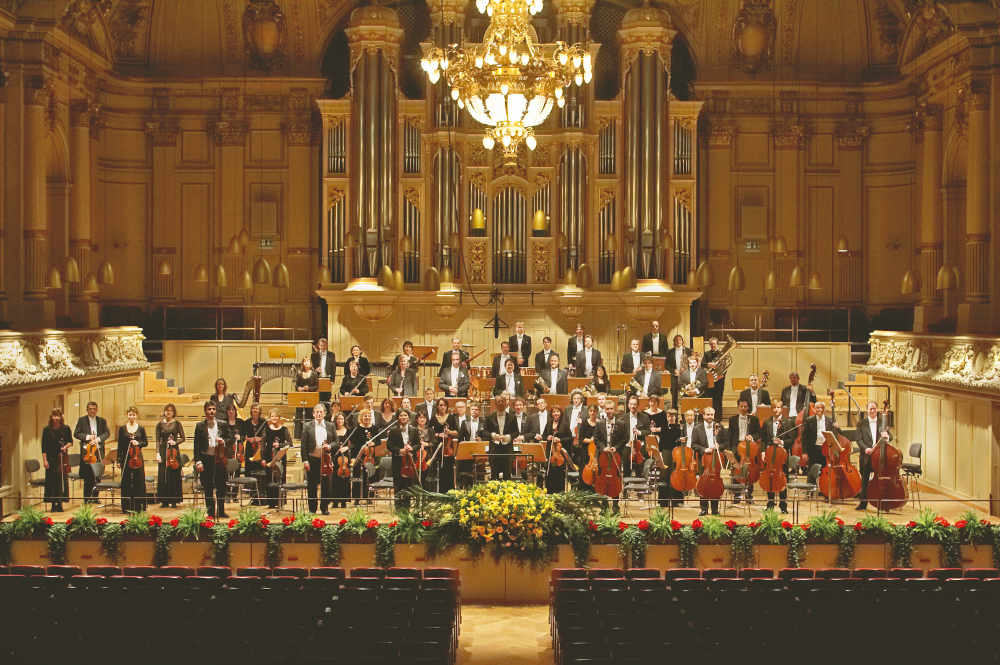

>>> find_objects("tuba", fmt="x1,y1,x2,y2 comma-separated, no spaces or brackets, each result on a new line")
706,335,737,387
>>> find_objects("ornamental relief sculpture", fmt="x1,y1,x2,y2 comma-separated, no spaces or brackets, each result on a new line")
866,333,1000,394
0,329,149,389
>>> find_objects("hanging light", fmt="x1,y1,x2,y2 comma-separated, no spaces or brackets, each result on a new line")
936,264,956,291
157,259,172,277
252,257,272,285
98,260,115,285
47,266,63,290
64,257,81,283
728,264,746,292
764,268,777,292
900,269,917,295
228,235,242,255
772,236,788,254
807,271,823,291
240,268,253,291
194,264,209,283
695,261,714,288
215,264,228,288
836,235,850,254
237,227,251,249
789,263,804,288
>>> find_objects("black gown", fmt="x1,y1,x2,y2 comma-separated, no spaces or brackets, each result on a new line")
263,424,292,507
117,424,149,512
544,418,571,493
428,415,455,492
156,419,185,506
225,418,245,477
576,419,599,492
42,425,72,506
330,428,351,508
241,418,268,504
349,426,377,500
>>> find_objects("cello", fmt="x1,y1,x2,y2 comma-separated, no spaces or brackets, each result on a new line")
695,424,725,502
593,447,623,500
670,440,698,493
866,399,906,510
581,432,598,487
790,363,816,469
817,392,862,500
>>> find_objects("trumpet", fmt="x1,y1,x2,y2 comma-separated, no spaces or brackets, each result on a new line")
683,380,701,397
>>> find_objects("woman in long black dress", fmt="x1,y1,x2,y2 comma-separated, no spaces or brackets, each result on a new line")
156,403,185,507
241,403,267,505
224,403,245,478
428,398,456,492
339,360,369,397
263,408,292,508
209,378,239,421
41,409,72,512
575,404,601,492
330,411,351,508
117,406,148,513
643,394,668,477
348,409,377,504
294,357,319,439
375,398,397,431
545,405,571,494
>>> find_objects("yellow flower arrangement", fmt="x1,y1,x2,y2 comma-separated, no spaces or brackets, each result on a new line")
438,481,557,555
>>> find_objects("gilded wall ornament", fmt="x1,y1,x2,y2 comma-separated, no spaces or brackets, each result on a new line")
466,239,489,284
866,332,1000,395
0,328,148,389
244,0,287,71
732,0,776,73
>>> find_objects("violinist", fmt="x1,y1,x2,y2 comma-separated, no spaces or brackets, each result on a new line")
329,412,351,509
430,398,457,492
544,405,570,493
632,353,663,398
575,404,601,487
387,355,419,397
349,409,378,504
294,357,319,439
73,401,109,503
387,409,421,509
493,357,525,397
224,402,244,476
802,399,838,470
156,403,185,508
726,398,762,504
241,403,266,483
339,359,369,397
587,364,611,396
692,407,724,516
762,399,794,514
528,397,556,446
657,409,684,507
41,408,72,512
116,406,148,513
345,344,371,377
566,390,586,434
485,393,516,480
375,398,398,431
263,408,292,508
856,400,892,511
194,401,233,518
414,410,435,490
643,394,667,476
301,403,335,515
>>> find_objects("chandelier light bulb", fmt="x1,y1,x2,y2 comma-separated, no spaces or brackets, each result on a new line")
574,72,583,86
558,51,568,65
428,69,440,84
554,86,562,98
441,57,449,70
500,83,509,95
499,44,508,56
451,88,460,100
457,99,465,109
583,53,592,69
475,55,484,68
583,70,592,84
420,58,429,71
501,134,511,147
572,54,582,69
487,5,493,16
525,134,537,150
483,135,495,149
520,53,529,65
556,96,565,108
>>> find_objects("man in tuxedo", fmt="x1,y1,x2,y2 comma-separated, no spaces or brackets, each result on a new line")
691,406,724,515
535,352,568,395
780,371,815,418
620,338,643,374
415,388,436,422
439,337,469,377
486,393,516,479
300,403,336,514
311,337,336,380
459,401,485,442
386,409,421,509
679,356,707,400
508,321,531,368
528,397,557,450
621,395,650,477
567,323,585,365
194,401,235,518
665,335,690,409
493,357,525,397
701,337,727,418
632,353,663,397
802,400,837,469
641,320,668,358
761,398,794,513
491,341,520,378
387,355,419,397
438,351,471,397
566,390,586,434
534,336,555,372
856,400,892,511
73,401,110,503
448,400,469,437
726,399,762,504
738,374,771,415
574,335,603,377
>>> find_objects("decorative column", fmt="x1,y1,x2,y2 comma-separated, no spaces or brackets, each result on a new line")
0,67,6,322
346,5,402,279
22,81,55,327
915,104,943,331
69,100,100,326
834,108,869,304
618,3,675,280
554,0,595,129
958,81,991,333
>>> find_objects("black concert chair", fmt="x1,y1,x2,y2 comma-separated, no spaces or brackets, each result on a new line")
23,459,47,502
778,567,813,580
901,442,922,507
964,568,1000,579
235,566,271,578
309,566,345,578
45,565,82,578
422,567,459,579
92,462,121,510
350,566,386,579
86,565,121,576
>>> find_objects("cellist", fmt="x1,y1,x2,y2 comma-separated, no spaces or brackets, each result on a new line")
762,399,795,514
656,409,683,507
692,407,724,516
595,400,626,512
386,409,420,509
855,400,892,511
802,400,838,470
726,398,761,505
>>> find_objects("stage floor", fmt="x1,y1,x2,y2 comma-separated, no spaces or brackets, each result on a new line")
458,605,551,665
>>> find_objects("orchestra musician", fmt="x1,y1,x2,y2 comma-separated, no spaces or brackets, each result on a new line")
534,336,555,372
448,399,469,437
575,404,601,488
458,402,485,442
656,409,684,507
491,340,521,377
595,400,626,511
241,405,267,505
543,404,569,493
493,357,525,397
415,388,437,422
620,338,644,374
326,412,351,508
116,406,148,513
345,344,371,377
632,353,663,398
535,352,569,395
509,397,531,477
414,411,433,489
641,320,667,358
339,359,369,397
294,357,319,439
692,407,724,516
390,340,419,373
156,403,185,508
73,401,110,503
739,374,772,415
438,351,471,397
509,321,532,368
680,356,707,398
726,398,762,504
311,336,336,401
387,409,421,508
398,397,415,423
263,408,292,508
194,401,233,518
587,365,611,396
643,394,667,476
762,398,794,514
856,400,892,511
438,337,469,376
701,337,727,417
567,323,586,363
528,397,555,449
802,399,837,469
349,409,378,504
209,377,244,421
621,395,650,477
301,403,335,515
665,334,691,409
375,398,397,432
224,403,244,476
781,371,816,418
485,393,516,480
41,408,72,512
387,355,419,397
429,398,457,492
573,335,603,377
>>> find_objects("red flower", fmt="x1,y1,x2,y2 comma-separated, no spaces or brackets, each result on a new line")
119,520,128,526
366,519,379,529
670,520,681,532
800,525,809,531
617,521,627,531
587,520,598,532
148,515,163,527
854,522,864,532
201,520,214,529
44,517,54,526
96,518,107,526
906,521,917,528
637,520,650,531
955,520,968,529
835,518,844,526
282,516,294,526
749,522,759,529
228,519,237,529
311,518,326,529
339,518,348,526
169,518,179,528
260,517,270,527
421,519,433,528
691,519,702,530
937,518,950,528
388,521,398,528
981,520,990,526
781,521,792,529
65,518,74,525
724,520,737,530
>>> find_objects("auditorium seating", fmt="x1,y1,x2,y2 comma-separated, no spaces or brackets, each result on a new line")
0,567,460,665
551,568,1000,663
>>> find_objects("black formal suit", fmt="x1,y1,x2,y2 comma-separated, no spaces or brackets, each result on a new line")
73,415,110,501
415,401,437,423
574,348,603,377
701,348,727,417
193,419,235,517
485,410,517,479
386,424,421,507
493,372,525,398
437,366,471,397
738,388,772,414
311,350,337,380
439,349,469,376
802,413,838,469
390,353,419,373
620,351,644,374
641,332,668,357
631,368,663,397
491,353,521,377
677,366,708,399
527,411,556,445
856,415,892,507
387,368,419,397
534,367,569,395
725,413,762,501
534,348,556,372
691,421,725,514
459,418,486,442
301,418,336,513
619,411,650,477
567,336,586,366
508,334,532,367
656,422,684,507
761,414,796,510
665,346,691,408
780,384,815,417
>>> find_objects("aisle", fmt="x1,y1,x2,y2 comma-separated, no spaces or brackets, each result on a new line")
458,605,552,665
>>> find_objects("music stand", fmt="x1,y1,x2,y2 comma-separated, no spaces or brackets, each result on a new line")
568,377,590,392
755,404,774,428
339,395,367,412
268,345,298,403
680,397,713,417
318,378,333,393
609,373,632,392
651,357,666,371
287,392,319,408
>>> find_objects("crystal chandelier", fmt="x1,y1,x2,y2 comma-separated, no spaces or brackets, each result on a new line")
421,0,593,160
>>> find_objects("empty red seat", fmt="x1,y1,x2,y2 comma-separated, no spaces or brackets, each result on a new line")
386,567,421,578
852,568,887,580
778,568,813,580
587,568,624,578
738,568,774,579
309,567,346,578
423,567,459,579
11,565,44,576
350,567,385,578
196,566,232,578
46,565,82,578
927,568,963,581
624,568,660,579
156,566,194,577
123,565,158,577
86,565,121,576
272,567,308,578
963,568,999,579
814,568,852,580
703,568,738,580
236,567,272,578
665,568,701,582
887,568,923,579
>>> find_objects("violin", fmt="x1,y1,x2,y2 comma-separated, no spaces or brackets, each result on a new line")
166,436,180,470
790,363,816,469
548,439,566,468
593,447,623,499
214,433,228,464
817,391,862,500
59,436,71,476
867,399,906,510
417,443,432,472
336,445,351,479
127,434,144,469
400,446,417,479
83,436,100,464
320,443,335,477
670,436,698,493
695,425,725,500
630,431,645,466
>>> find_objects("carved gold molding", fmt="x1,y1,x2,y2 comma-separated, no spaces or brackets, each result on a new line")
866,331,1000,395
0,327,148,389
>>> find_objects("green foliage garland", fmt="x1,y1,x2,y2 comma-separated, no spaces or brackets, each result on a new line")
153,525,174,566
836,526,857,568
173,507,209,540
676,526,698,567
890,525,913,567
47,523,68,564
121,512,152,536
729,525,754,568
67,505,100,537
100,523,124,563
11,506,47,537
786,527,808,567
992,525,1000,569
265,525,284,568
618,526,647,567
0,522,12,565
211,523,232,566
320,524,342,565
805,509,842,543
375,525,397,567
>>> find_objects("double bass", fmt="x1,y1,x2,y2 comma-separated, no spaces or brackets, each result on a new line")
593,441,623,500
867,399,906,510
733,430,762,487
790,363,817,469
817,392,862,500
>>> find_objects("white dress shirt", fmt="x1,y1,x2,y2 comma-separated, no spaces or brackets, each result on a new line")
630,352,641,370
815,416,827,444
569,406,582,431
652,336,660,354
505,374,516,394
584,349,594,375
314,420,327,447
704,423,718,450
674,347,684,369
207,422,219,451
449,367,459,387
738,415,749,440
684,424,695,447
88,416,98,436
868,418,878,447
319,353,328,376
789,389,798,415
549,368,559,394
468,420,479,439
642,369,653,394
537,411,548,436
749,390,759,412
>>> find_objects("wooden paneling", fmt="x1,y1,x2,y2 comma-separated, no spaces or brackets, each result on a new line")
163,341,315,397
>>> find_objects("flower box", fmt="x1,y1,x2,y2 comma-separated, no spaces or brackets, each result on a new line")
852,543,888,569
65,538,111,567
9,538,48,565
394,544,505,601
169,540,214,567
585,544,624,569
801,544,840,569
338,544,377,570
693,544,732,569
959,544,993,569
269,542,322,568
755,544,789,570
909,544,942,572
643,544,681,570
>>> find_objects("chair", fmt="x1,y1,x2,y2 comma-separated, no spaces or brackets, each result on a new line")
66,453,83,494
778,568,813,580
887,568,923,579
350,567,386,579
278,481,307,511
927,568,963,581
814,568,852,579
24,459,47,501
587,568,624,579
196,566,232,578
551,568,588,582
702,568,738,580
787,462,821,520
386,567,421,578
665,568,701,583
236,567,272,578
309,567,346,579
853,568,888,580
901,443,922,507
86,565,121,577
46,565,82,578
11,565,45,576
123,566,158,577
93,462,121,509
625,568,661,580
738,568,774,580
963,568,1000,579
156,566,194,577
227,458,258,506
272,566,308,578
423,567,459,579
